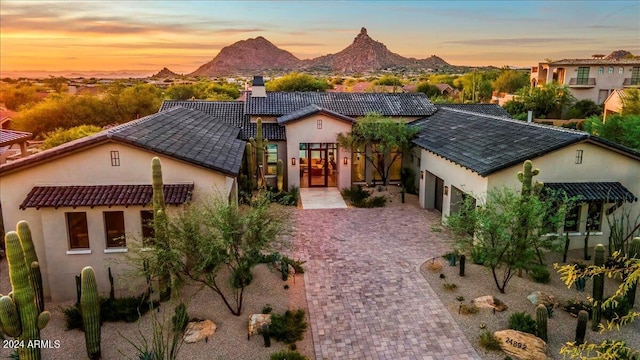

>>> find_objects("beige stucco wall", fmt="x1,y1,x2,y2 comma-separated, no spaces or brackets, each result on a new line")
285,113,352,189
487,141,640,249
0,141,234,301
603,92,623,122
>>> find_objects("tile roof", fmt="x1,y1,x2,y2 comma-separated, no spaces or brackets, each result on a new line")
547,58,640,66
246,91,437,117
277,104,356,124
160,100,286,141
411,108,588,176
20,184,194,210
437,104,511,118
543,182,637,203
111,107,245,176
1,107,245,177
1,129,33,146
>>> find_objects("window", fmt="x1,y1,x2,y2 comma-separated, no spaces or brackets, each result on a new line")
619,67,624,75
608,67,614,74
564,205,581,232
104,211,125,248
140,210,155,247
598,67,604,74
110,151,120,166
266,144,278,175
577,67,590,85
575,150,583,164
586,202,603,231
351,147,365,182
316,119,322,129
66,212,90,249
632,67,640,85
371,145,401,182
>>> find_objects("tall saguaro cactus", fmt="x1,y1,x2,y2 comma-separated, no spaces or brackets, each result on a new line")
16,221,44,313
152,157,171,301
592,244,605,331
0,230,51,360
249,117,268,189
575,310,588,345
536,304,548,342
81,266,101,359
517,160,542,196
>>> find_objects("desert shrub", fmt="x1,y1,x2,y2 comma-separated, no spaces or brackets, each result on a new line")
61,304,83,330
443,283,457,291
460,303,479,315
270,350,308,360
529,265,551,284
283,256,306,274
478,330,501,351
602,296,632,321
266,186,299,206
360,196,386,208
62,293,158,330
439,273,446,279
270,309,308,344
563,299,592,317
456,295,465,301
262,305,273,314
426,259,443,272
341,185,370,204
508,312,537,335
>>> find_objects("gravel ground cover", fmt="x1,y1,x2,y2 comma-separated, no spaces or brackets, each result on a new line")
421,248,640,360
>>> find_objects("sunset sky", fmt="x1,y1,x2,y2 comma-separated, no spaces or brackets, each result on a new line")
1,0,639,74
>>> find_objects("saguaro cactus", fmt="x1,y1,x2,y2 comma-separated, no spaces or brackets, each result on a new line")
592,244,605,331
459,254,466,277
152,157,171,301
536,304,548,342
249,118,268,189
246,142,256,189
81,266,101,359
575,310,588,345
0,230,51,360
16,221,45,313
276,159,284,192
626,237,640,307
517,160,542,196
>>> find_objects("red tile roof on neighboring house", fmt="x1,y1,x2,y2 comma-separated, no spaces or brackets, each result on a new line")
20,184,194,210
0,129,33,146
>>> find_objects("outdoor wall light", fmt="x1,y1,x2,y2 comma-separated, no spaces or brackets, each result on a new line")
444,186,449,195
343,157,348,165
420,171,424,180
291,157,296,166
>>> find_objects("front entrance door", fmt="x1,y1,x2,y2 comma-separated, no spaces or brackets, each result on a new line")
435,176,444,212
300,143,338,188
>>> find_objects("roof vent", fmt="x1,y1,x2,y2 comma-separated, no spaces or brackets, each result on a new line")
252,76,266,98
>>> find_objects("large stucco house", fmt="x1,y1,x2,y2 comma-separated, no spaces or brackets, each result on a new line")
530,58,640,104
1,77,638,301
0,107,244,300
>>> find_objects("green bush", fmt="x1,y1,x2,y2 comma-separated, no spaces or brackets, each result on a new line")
340,185,386,207
262,305,273,314
265,186,299,206
478,330,501,351
270,309,308,344
508,312,537,335
602,296,632,321
270,350,308,360
62,293,158,330
563,299,592,317
61,303,83,330
529,265,551,284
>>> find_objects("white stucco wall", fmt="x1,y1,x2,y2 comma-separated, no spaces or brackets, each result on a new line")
0,141,233,301
285,114,352,189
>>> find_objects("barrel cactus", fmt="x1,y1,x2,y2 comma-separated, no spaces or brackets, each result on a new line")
0,230,51,360
80,266,101,359
592,244,605,331
536,304,548,342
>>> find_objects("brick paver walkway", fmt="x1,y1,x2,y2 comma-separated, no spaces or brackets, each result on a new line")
293,206,480,360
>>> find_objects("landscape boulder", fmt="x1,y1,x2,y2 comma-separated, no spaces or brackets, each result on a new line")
494,329,548,360
527,291,558,309
473,295,508,312
183,319,216,343
248,313,272,339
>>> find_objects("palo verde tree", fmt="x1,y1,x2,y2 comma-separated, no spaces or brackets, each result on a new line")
447,161,568,293
164,194,290,316
265,73,330,92
337,113,419,187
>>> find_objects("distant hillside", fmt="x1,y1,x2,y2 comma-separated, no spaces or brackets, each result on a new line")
151,67,181,78
304,28,449,73
605,50,639,60
190,36,301,77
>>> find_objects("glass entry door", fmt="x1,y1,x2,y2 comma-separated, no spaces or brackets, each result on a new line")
299,143,337,188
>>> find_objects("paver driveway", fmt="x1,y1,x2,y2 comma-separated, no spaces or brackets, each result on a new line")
293,206,480,360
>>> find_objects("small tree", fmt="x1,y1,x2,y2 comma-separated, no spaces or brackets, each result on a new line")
492,69,529,94
337,113,419,186
265,73,329,92
167,194,290,316
583,114,640,150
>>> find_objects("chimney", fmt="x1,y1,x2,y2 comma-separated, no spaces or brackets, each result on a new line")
252,76,266,98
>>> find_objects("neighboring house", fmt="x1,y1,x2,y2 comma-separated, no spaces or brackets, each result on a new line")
530,58,640,104
0,129,33,164
602,89,627,122
434,84,459,97
491,91,517,106
0,107,244,301
1,108,17,129
411,107,640,249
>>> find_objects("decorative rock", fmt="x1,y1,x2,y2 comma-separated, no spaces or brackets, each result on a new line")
472,295,508,312
494,329,548,360
526,291,558,309
183,319,216,343
248,314,272,339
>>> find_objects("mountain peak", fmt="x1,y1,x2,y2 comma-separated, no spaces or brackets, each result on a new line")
360,27,367,36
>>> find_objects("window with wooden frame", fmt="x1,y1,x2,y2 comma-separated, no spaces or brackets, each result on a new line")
110,151,120,166
67,212,90,249
104,211,126,248
140,210,155,247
